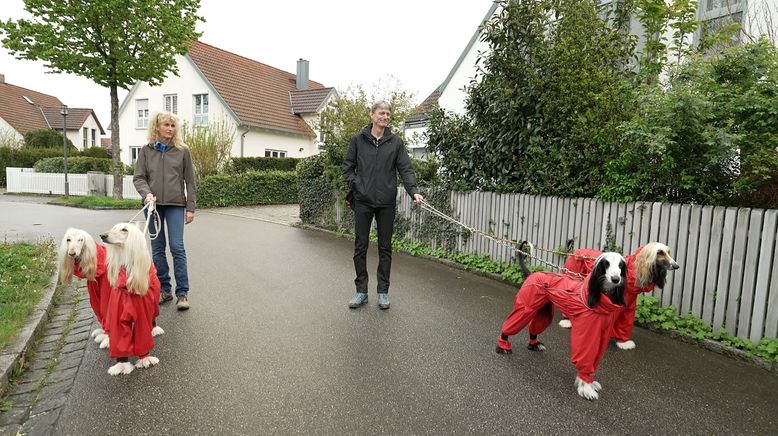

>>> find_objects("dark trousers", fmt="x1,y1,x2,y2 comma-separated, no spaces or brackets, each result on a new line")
353,201,395,294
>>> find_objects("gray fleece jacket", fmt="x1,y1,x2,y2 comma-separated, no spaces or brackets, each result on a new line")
133,143,197,212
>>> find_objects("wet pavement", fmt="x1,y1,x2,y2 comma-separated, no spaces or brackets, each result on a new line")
0,194,776,435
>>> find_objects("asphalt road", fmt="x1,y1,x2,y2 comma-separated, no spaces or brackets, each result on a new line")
1,195,776,435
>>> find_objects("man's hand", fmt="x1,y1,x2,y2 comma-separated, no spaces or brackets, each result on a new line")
145,193,156,204
185,211,195,224
413,193,424,205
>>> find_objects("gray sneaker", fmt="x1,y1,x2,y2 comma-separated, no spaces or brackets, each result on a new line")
348,292,368,309
159,291,174,305
176,296,190,311
378,293,390,310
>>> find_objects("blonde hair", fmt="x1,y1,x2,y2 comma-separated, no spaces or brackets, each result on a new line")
105,222,151,296
58,228,98,284
146,111,187,150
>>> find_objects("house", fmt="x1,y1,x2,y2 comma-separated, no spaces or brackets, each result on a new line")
117,40,336,165
405,0,776,155
0,73,105,149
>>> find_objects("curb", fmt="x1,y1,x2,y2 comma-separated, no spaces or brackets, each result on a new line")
0,272,60,397
297,222,777,374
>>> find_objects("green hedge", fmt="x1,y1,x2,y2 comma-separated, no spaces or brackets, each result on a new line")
34,156,113,174
231,157,300,173
79,146,111,158
198,170,298,207
0,147,65,186
23,129,75,149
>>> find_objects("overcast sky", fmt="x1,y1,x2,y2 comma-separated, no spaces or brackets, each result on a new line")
0,0,494,132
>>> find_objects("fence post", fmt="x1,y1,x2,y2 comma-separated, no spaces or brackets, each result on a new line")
87,172,106,196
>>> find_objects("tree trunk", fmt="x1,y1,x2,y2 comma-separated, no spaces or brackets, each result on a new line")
110,84,123,199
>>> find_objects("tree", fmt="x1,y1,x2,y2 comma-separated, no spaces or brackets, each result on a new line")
181,119,236,180
0,0,203,198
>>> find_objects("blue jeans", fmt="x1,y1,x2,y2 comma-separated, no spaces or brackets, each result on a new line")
148,205,189,297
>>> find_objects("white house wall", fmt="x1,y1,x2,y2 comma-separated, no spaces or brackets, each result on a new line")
239,127,317,159
437,35,490,115
73,114,103,150
117,54,234,165
0,117,23,146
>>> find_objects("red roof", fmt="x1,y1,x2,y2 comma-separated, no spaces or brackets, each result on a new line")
187,41,329,136
0,80,63,134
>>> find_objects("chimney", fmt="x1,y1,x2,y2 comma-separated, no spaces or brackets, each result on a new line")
0,73,4,84
296,59,309,90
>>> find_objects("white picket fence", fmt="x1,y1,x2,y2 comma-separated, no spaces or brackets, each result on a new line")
5,167,141,199
396,191,778,342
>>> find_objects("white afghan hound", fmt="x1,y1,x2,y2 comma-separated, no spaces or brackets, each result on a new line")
100,222,163,375
58,228,111,345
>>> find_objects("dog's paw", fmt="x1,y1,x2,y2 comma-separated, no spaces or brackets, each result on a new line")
558,319,572,329
108,362,134,376
495,337,512,354
577,382,600,400
90,328,105,338
135,356,160,369
526,342,547,351
151,326,165,337
592,381,602,391
99,336,110,349
94,333,107,344
616,340,636,350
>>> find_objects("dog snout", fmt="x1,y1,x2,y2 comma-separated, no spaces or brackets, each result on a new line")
611,276,622,284
99,233,109,242
670,261,679,270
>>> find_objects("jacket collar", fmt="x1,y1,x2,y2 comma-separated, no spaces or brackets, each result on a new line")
361,123,394,145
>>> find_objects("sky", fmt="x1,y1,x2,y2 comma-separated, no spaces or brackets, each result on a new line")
0,0,495,132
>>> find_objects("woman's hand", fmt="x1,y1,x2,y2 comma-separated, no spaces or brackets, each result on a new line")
185,211,195,224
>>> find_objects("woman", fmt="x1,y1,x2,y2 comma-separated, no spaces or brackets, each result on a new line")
134,111,196,310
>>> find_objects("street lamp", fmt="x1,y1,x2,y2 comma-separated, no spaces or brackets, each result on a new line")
60,105,69,197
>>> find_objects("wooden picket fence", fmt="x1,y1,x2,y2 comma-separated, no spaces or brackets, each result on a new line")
396,191,777,342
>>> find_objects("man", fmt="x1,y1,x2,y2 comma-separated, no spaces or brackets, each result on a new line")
342,101,423,310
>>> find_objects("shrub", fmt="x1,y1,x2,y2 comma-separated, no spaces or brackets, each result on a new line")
79,146,111,158
182,120,235,179
0,147,64,186
33,156,113,173
296,153,333,225
231,156,300,173
198,170,298,208
23,129,75,149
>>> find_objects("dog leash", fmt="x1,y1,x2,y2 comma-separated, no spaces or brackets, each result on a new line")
128,200,161,241
418,199,583,279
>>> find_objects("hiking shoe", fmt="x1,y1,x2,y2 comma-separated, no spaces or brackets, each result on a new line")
176,296,190,311
348,292,368,309
378,293,390,310
159,291,174,305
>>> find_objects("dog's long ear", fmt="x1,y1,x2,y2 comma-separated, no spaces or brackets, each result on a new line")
58,230,74,285
79,231,98,281
611,258,627,306
517,241,533,282
634,243,655,288
587,258,605,308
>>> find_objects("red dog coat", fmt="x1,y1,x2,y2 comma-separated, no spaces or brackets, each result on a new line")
500,272,622,384
107,266,161,359
564,247,654,342
73,242,111,332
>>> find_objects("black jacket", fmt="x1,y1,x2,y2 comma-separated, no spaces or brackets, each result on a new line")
342,124,418,207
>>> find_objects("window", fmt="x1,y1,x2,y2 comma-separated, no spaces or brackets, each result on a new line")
136,99,149,128
164,94,178,114
705,0,740,12
193,94,208,125
264,149,287,158
130,146,141,164
83,127,88,149
91,129,96,147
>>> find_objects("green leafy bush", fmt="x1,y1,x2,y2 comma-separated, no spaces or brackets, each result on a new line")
231,157,300,173
0,147,65,186
79,146,111,158
33,156,113,173
23,129,75,149
636,295,778,362
296,153,333,225
198,170,298,208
